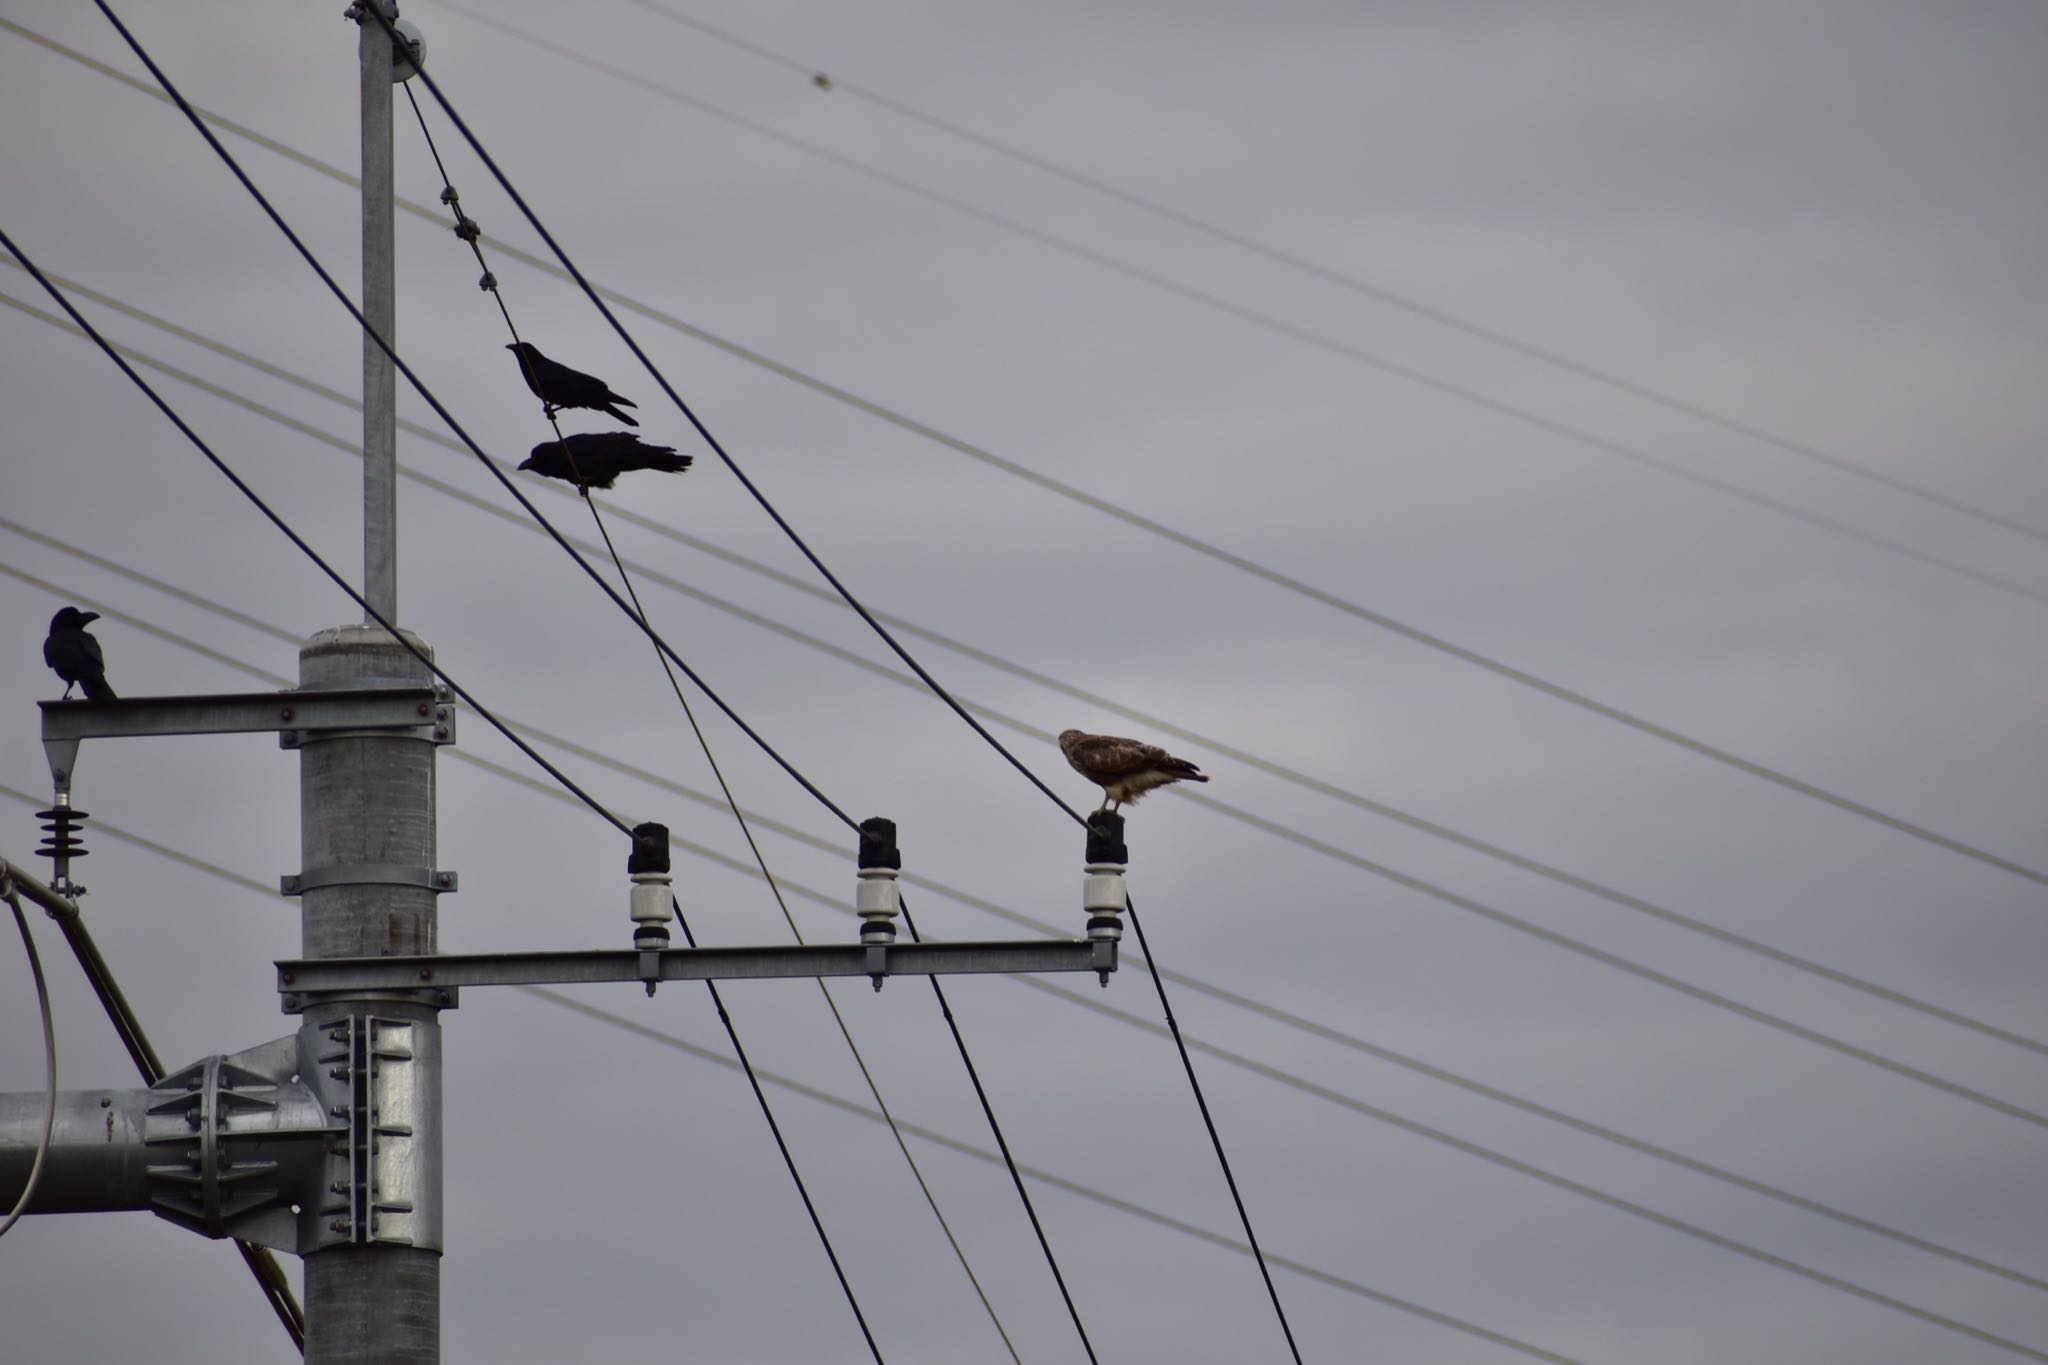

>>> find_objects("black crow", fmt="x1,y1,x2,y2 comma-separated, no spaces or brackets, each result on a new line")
506,342,638,426
44,606,116,701
519,433,693,490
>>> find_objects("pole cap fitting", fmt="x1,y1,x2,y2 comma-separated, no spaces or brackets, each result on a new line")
857,816,900,870
628,822,670,875
1084,810,1127,864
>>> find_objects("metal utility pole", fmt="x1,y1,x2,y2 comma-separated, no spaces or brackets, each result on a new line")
360,0,398,624
303,6,439,1359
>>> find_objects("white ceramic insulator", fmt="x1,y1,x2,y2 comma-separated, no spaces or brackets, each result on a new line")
1083,867,1127,914
856,869,901,920
630,872,674,926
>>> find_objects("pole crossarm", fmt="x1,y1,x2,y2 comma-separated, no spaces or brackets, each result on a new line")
40,686,451,743
278,938,1115,1008
40,686,455,796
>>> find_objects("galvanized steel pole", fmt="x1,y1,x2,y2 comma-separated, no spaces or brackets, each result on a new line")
361,0,398,625
300,7,441,1361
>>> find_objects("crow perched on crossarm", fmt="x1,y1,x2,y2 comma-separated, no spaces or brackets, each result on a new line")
44,606,116,701
506,342,638,426
519,433,692,490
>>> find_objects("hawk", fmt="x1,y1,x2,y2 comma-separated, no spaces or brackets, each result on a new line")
1058,729,1207,810
44,606,116,701
507,341,639,426
519,432,692,490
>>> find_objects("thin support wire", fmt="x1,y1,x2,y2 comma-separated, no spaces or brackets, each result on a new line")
14,8,2045,889
400,88,1013,1359
318,18,1296,1352
620,0,2048,549
0,223,630,841
6,277,2045,1069
897,893,1100,1363
89,0,849,834
669,895,885,1362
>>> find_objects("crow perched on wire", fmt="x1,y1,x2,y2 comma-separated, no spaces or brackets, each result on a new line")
519,433,693,490
506,341,638,426
44,606,116,701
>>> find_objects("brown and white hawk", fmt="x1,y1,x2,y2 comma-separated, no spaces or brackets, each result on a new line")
1058,729,1209,810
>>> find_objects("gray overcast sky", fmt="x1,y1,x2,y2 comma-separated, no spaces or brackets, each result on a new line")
2,2,2044,1361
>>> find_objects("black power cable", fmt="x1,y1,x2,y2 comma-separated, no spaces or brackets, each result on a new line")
14,785,2048,1365
85,0,852,835
2,217,882,1356
14,568,2046,1301
400,81,1014,1361
16,12,2040,892
440,0,2048,606
0,226,627,843
8,301,2042,1132
83,6,1068,1353
8,278,2044,1071
372,15,1303,1355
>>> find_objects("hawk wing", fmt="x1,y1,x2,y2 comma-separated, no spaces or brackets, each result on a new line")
1064,732,1170,781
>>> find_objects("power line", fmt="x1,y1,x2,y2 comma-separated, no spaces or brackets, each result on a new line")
427,0,2048,609
7,198,879,1357
0,791,1574,1364
10,579,2043,1304
15,802,2048,1364
397,86,1018,1363
0,229,628,842
14,16,2038,888
615,0,2048,550
8,313,2040,1131
10,318,2040,1142
80,6,1089,1348
7,271,2039,1064
79,1,852,836
372,19,1297,1355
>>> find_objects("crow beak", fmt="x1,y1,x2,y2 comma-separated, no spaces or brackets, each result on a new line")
79,612,101,624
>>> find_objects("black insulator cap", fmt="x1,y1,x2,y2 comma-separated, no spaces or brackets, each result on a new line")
628,821,670,875
857,816,900,870
1085,810,1127,864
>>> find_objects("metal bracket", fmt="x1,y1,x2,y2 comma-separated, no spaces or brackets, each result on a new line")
40,687,456,790
281,865,457,896
141,1033,337,1253
307,1014,441,1251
